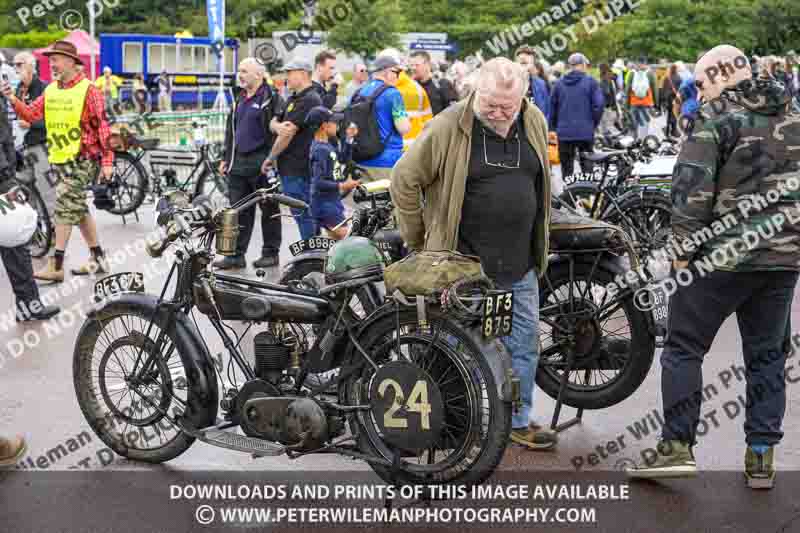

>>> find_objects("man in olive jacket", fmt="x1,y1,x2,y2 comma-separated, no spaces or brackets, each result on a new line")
391,58,554,450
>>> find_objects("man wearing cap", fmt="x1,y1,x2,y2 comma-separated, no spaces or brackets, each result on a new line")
215,57,284,270
627,45,800,489
349,55,410,182
548,52,605,180
377,49,431,152
262,59,322,240
2,40,113,283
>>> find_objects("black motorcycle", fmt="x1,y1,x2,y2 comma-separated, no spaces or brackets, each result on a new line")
281,182,657,411
72,187,514,488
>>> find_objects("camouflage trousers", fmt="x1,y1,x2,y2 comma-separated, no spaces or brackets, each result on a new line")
51,159,97,226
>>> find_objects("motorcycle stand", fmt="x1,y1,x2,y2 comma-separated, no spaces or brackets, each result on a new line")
548,344,584,433
383,445,432,512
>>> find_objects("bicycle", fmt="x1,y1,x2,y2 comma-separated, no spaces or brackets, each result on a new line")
13,153,53,258
96,136,229,216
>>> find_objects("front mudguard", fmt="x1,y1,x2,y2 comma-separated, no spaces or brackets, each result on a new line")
349,303,516,404
77,293,219,432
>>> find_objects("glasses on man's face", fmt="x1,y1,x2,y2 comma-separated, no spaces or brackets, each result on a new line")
13,62,24,69
391,69,402,75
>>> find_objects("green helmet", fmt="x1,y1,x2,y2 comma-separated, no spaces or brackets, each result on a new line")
325,236,385,284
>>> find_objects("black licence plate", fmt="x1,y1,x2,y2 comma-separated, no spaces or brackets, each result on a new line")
289,237,337,256
93,272,145,303
483,291,514,339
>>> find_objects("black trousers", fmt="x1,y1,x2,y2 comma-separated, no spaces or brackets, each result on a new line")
661,269,799,447
228,151,281,258
558,140,594,180
0,245,39,306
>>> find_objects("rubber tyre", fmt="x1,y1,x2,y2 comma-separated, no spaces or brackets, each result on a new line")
536,261,655,409
104,152,148,215
558,182,605,218
342,308,511,488
73,305,212,463
605,189,673,255
26,184,52,258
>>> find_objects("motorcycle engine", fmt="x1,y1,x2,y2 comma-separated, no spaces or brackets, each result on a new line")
253,331,290,385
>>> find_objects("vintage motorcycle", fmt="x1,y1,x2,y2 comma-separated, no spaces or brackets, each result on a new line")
281,181,657,412
72,187,516,488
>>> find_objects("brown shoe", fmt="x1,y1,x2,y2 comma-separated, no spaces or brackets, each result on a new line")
510,425,558,450
70,256,109,276
0,435,27,468
34,257,64,283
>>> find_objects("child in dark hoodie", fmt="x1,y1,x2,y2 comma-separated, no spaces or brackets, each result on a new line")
306,106,360,239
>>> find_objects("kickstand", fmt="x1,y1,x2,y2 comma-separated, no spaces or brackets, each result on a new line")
549,343,584,433
384,446,403,511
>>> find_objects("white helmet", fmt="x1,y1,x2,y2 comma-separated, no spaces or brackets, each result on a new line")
694,45,752,102
0,192,38,248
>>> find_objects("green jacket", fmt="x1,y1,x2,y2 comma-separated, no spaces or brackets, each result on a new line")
390,91,552,276
672,79,800,271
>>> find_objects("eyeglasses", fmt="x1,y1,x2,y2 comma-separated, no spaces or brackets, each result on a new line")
12,62,24,68
482,126,520,169
390,69,402,75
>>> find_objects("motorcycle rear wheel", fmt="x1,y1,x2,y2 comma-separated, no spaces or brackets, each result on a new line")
341,308,511,488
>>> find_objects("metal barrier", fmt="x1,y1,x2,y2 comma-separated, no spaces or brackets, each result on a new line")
112,109,228,149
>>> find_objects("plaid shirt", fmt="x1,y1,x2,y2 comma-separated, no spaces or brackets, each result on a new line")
13,72,114,167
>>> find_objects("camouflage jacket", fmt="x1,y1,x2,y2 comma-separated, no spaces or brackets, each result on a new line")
671,79,800,271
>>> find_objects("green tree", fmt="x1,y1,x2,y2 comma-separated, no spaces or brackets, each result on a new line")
318,0,402,60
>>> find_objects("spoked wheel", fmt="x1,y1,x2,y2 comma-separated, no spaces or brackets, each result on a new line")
342,308,510,487
103,152,148,215
607,192,672,260
194,168,229,208
537,260,655,409
23,183,52,258
74,307,199,462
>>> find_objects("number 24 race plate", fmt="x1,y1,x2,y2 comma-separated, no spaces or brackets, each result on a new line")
483,291,514,339
93,272,145,303
289,237,337,256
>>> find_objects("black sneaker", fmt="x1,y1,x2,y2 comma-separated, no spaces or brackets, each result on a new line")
253,255,279,268
16,303,60,322
213,256,246,270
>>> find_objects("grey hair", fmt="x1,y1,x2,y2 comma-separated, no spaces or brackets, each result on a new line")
476,58,529,99
14,52,36,68
239,57,266,76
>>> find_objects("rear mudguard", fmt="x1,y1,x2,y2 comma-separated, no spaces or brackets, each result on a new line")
282,249,327,273
546,252,656,336
346,303,516,403
77,293,219,431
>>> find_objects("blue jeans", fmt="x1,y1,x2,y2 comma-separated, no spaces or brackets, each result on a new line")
280,175,316,240
499,270,541,429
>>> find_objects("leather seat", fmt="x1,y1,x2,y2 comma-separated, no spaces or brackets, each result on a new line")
549,208,622,250
581,150,627,163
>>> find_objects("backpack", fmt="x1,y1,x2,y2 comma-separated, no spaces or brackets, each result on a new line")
343,83,392,162
632,70,650,99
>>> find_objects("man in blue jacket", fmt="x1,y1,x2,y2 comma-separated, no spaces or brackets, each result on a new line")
515,45,550,122
549,53,605,179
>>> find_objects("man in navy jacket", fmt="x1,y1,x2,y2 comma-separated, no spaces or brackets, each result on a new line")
549,53,605,179
515,45,550,122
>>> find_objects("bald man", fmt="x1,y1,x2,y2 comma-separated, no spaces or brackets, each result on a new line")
392,58,555,450
216,57,285,270
627,45,800,488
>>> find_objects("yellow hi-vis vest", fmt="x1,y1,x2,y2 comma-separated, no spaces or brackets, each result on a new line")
44,78,91,164
396,72,432,151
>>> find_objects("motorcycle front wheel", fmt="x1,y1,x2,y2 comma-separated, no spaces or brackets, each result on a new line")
73,305,209,463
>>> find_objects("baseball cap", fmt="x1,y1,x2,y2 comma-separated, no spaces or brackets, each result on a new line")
306,106,344,130
280,59,312,72
567,53,590,66
370,55,401,73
